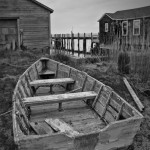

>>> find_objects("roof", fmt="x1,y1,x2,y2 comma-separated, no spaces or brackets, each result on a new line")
98,5,150,21
30,0,54,13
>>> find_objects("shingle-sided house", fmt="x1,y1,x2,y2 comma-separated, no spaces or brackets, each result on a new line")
98,6,150,50
0,0,53,50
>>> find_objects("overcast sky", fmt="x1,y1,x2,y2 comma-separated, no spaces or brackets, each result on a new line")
38,0,150,34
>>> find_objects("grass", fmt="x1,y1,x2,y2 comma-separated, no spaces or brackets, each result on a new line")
0,49,42,150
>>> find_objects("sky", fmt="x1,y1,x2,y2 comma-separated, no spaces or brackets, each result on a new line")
38,0,150,34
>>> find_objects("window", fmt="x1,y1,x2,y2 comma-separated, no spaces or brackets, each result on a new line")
122,21,128,36
105,23,108,32
133,20,140,35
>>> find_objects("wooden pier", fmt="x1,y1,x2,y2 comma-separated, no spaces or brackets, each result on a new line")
51,33,99,56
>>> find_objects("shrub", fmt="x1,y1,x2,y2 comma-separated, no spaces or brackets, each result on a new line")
118,51,130,74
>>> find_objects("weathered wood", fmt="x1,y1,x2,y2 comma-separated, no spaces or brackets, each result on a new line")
90,80,96,91
27,71,32,81
34,64,39,78
104,110,116,123
101,92,112,118
81,75,87,91
16,93,29,117
92,85,103,107
94,101,105,117
116,103,125,121
123,77,144,111
16,112,29,135
15,103,30,130
17,18,20,49
24,91,97,107
24,75,34,96
39,70,55,76
30,78,75,87
30,102,90,120
109,97,132,118
30,122,53,135
45,118,80,137
20,80,30,97
66,87,82,93
18,85,26,98
68,68,71,77
55,63,59,77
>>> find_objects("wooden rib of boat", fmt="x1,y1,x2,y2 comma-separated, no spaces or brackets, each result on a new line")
13,57,143,150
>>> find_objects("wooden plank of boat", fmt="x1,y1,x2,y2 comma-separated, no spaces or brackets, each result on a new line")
30,122,54,135
66,87,82,93
23,91,97,107
45,118,80,137
30,78,75,87
39,70,55,76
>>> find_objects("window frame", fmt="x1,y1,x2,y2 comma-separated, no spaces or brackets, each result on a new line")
122,21,128,36
105,23,108,32
133,19,140,36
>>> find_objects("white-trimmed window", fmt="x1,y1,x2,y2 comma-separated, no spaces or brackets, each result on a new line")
122,21,128,36
133,20,140,35
105,23,108,32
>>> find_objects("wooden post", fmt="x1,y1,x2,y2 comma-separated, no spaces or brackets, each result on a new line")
68,38,70,54
83,33,86,57
64,34,66,53
54,34,56,54
142,17,145,50
91,32,93,55
48,13,51,55
17,18,20,49
71,33,74,55
63,35,65,52
78,33,80,57
91,32,93,43
69,38,71,54
62,34,63,53
67,35,69,54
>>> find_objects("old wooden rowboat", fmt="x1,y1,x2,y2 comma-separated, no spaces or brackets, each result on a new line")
13,57,143,150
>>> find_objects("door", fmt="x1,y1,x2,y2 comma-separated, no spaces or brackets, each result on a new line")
0,19,17,50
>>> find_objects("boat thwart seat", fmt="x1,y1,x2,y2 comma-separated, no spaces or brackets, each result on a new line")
23,91,97,107
30,78,75,94
30,78,75,87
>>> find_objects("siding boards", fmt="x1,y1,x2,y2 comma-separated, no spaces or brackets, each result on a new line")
0,0,51,49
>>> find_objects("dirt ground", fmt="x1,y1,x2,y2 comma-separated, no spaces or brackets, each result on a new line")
0,50,150,150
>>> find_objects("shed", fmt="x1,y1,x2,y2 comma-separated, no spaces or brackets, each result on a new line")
98,6,150,50
0,0,53,50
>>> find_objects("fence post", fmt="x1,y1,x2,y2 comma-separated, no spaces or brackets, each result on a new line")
54,34,56,54
91,32,93,55
83,33,86,57
142,17,145,50
78,33,80,57
71,33,74,55
64,34,66,53
67,37,69,54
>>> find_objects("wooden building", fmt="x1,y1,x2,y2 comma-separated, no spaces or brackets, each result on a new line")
0,0,53,50
98,6,150,50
